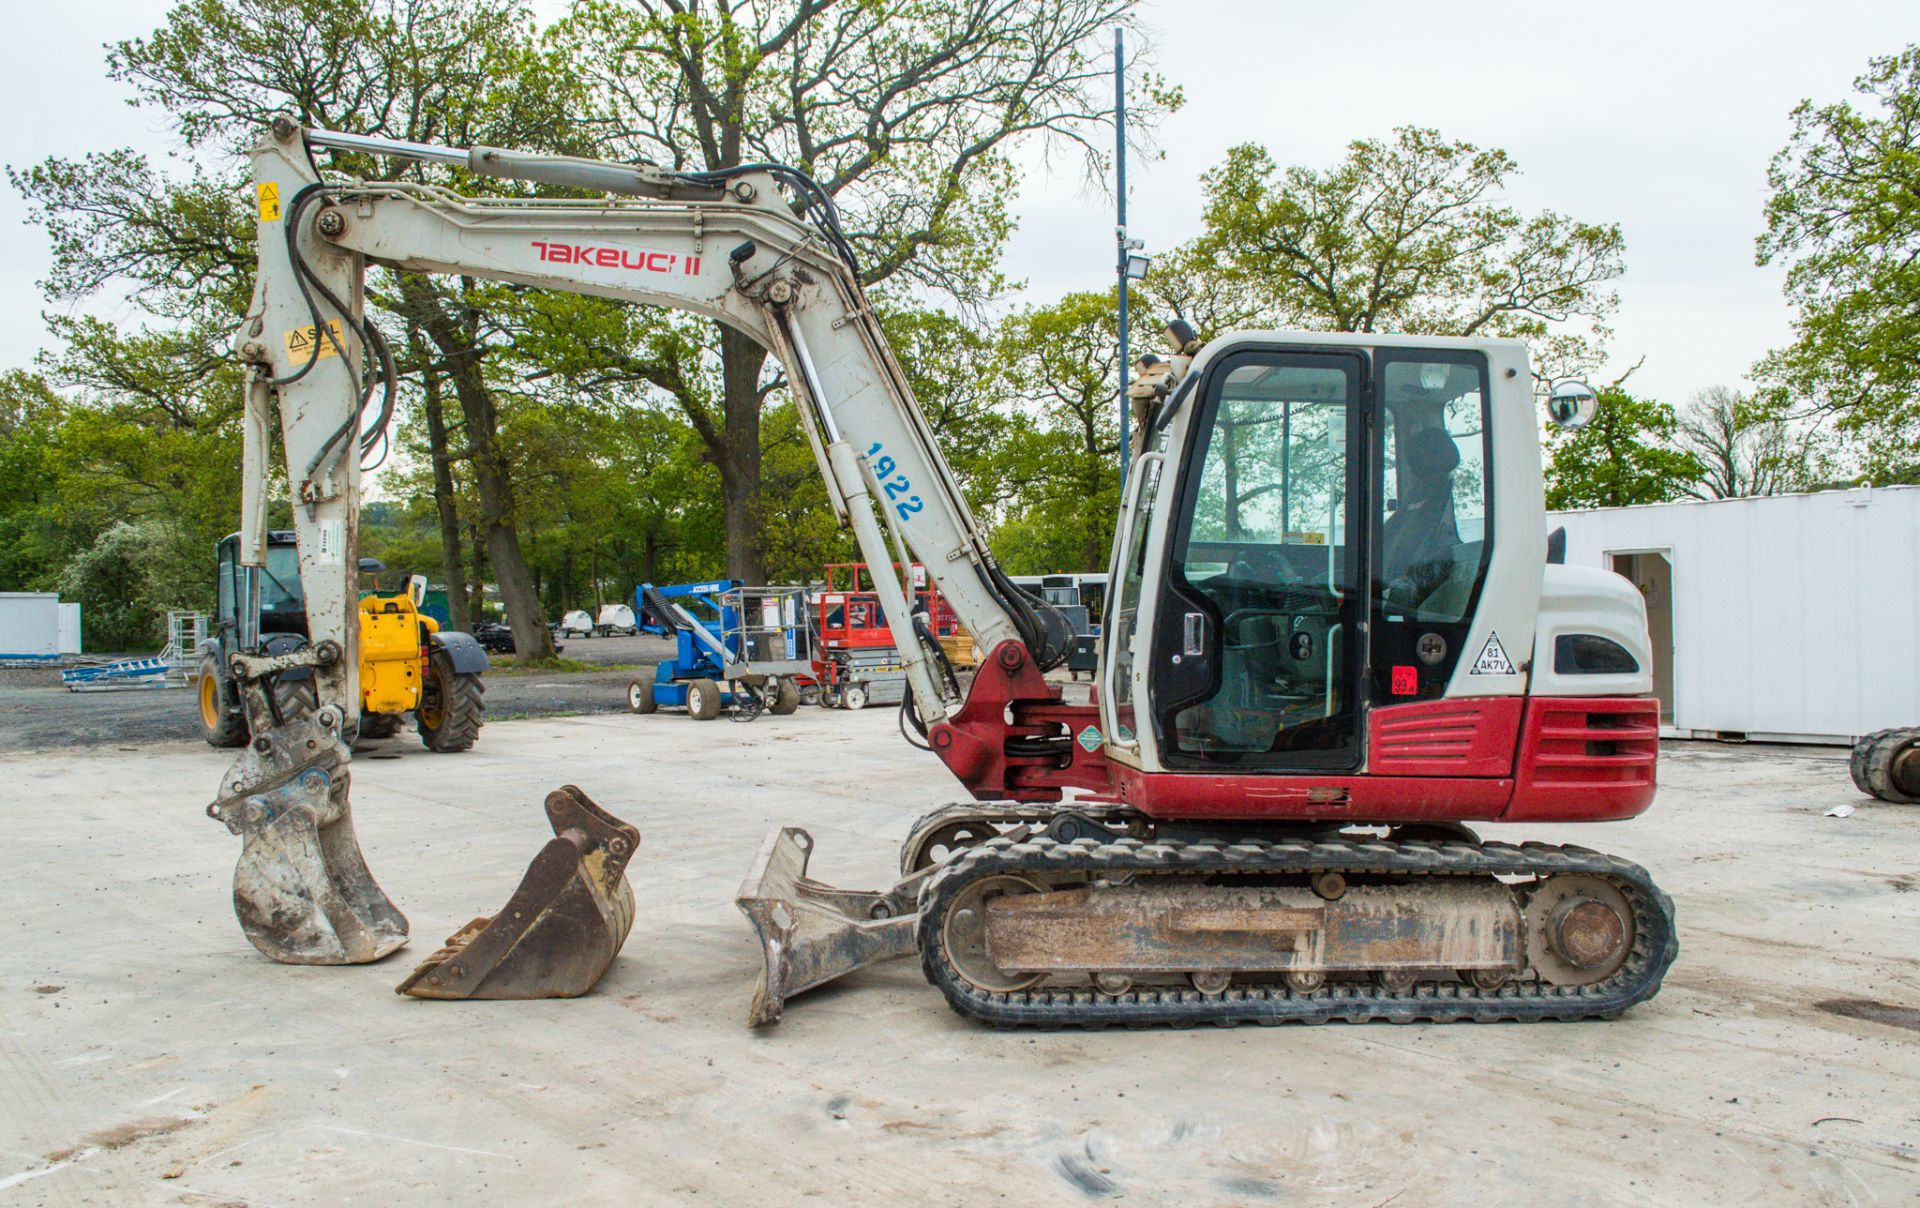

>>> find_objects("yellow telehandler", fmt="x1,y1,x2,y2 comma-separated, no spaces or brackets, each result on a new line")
197,530,487,752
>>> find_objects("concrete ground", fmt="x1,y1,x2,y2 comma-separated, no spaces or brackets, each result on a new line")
3,715,1917,1205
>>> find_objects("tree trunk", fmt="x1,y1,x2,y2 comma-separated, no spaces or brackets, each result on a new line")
465,523,488,630
719,325,769,583
401,274,556,660
415,344,472,633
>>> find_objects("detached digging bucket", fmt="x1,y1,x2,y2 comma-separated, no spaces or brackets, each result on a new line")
735,827,921,1026
397,786,639,999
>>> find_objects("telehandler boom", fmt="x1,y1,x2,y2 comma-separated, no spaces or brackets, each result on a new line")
210,116,1676,1023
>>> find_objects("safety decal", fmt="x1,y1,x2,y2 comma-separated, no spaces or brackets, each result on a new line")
1076,724,1103,753
1470,632,1516,676
1391,665,1418,695
257,181,281,222
284,320,345,365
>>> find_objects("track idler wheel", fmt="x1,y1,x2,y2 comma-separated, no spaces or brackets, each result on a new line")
396,786,639,999
1525,874,1635,986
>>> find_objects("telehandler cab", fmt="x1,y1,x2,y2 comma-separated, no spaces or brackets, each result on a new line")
206,117,1676,1022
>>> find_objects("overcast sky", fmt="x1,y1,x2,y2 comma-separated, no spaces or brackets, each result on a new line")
2,0,1913,407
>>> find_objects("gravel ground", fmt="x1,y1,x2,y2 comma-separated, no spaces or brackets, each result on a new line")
0,633,679,754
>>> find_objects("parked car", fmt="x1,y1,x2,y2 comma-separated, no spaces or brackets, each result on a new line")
473,621,564,658
473,621,517,654
557,609,595,638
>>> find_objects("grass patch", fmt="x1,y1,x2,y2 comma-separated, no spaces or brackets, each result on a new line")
489,656,649,675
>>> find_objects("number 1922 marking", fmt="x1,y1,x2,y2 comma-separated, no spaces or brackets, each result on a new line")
867,442,924,521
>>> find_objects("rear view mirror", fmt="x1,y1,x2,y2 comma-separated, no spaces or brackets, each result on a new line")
1546,380,1598,430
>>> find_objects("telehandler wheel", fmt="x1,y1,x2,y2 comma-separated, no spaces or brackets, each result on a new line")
687,677,722,721
273,675,318,723
769,677,801,716
268,675,362,745
197,654,247,748
627,679,658,714
842,685,869,711
417,649,485,752
359,711,405,740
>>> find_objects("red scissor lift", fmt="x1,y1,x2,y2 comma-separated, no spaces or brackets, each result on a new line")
811,563,957,710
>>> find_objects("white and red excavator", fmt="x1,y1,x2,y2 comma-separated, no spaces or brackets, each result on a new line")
206,115,1675,1025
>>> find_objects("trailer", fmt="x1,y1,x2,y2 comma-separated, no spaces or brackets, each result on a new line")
594,603,640,636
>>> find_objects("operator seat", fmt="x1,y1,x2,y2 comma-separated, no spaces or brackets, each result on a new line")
1380,425,1462,608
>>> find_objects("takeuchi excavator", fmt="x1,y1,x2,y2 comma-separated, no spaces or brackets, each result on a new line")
208,115,1676,1024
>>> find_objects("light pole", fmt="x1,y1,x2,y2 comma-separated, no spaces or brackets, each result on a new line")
1113,29,1148,493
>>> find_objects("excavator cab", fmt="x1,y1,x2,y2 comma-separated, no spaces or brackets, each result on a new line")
1104,343,1507,772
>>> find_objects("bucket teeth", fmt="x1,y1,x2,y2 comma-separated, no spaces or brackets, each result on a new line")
735,827,921,1027
208,706,408,965
397,786,639,1000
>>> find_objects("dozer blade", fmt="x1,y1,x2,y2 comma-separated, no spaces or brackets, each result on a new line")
397,786,639,999
208,703,409,965
735,827,921,1027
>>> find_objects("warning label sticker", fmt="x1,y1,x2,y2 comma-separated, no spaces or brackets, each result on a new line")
1470,632,1516,676
1077,725,1103,753
257,181,281,222
284,320,345,366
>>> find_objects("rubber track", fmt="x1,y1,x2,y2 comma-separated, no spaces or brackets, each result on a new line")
898,802,1130,875
916,834,1678,1028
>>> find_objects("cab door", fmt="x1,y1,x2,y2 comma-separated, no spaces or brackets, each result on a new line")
1147,349,1369,771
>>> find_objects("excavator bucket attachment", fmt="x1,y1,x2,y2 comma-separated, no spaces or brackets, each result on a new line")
206,703,409,965
736,827,920,1027
397,786,639,999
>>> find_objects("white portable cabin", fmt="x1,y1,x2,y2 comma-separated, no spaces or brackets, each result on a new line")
1552,485,1920,744
0,592,82,658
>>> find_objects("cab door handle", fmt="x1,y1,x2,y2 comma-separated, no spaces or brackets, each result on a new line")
1183,611,1206,656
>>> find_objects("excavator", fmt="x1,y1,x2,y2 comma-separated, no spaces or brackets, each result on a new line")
208,115,1677,1024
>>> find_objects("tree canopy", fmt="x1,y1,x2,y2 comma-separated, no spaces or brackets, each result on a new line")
1162,128,1625,380
28,2,1885,658
1543,388,1704,511
1755,44,1920,483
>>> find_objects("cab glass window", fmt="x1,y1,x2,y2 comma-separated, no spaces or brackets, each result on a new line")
1376,356,1491,624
